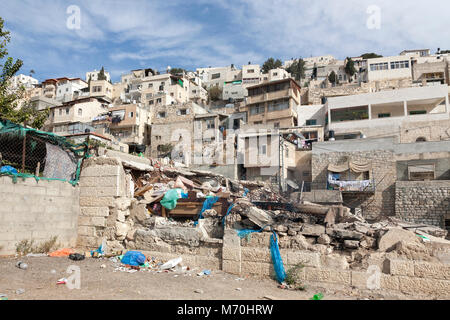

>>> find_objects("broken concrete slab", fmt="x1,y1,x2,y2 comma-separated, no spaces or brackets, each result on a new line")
344,240,360,249
378,228,422,252
300,224,326,237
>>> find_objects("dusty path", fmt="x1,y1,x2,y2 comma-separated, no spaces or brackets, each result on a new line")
0,256,405,300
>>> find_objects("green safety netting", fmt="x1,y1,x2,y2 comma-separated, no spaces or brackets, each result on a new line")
0,119,90,186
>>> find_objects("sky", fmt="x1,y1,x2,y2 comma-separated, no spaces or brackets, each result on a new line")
2,0,450,83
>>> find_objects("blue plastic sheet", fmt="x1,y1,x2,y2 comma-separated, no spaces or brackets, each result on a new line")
222,203,235,226
194,196,219,226
121,251,146,266
0,166,18,175
270,231,286,284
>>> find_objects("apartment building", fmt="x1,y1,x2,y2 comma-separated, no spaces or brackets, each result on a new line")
45,97,109,134
196,65,241,90
150,102,209,162
141,73,190,108
400,49,431,58
366,55,413,82
9,74,38,89
89,79,113,102
242,78,301,128
86,69,111,82
105,103,151,147
325,84,450,142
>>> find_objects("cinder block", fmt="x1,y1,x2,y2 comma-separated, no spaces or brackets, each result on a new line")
399,276,450,297
287,251,321,268
223,259,241,275
305,267,351,285
80,196,115,207
414,261,450,280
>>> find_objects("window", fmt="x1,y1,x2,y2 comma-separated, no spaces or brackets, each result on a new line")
66,108,70,115
149,100,154,105
416,137,427,142
93,86,102,93
268,100,289,112
303,171,310,177
129,112,134,118
285,147,289,157
378,113,391,118
274,122,280,128
146,93,153,99
78,108,82,116
206,119,215,129
148,83,153,88
155,135,162,141
156,98,162,104
211,73,221,79
157,112,166,118
259,144,267,155
192,90,197,94
306,119,317,126
179,109,187,115
390,60,409,69
254,121,263,124
66,88,69,92
250,104,265,115
247,69,254,73
409,110,427,115
408,164,435,181
370,62,389,71
273,72,278,76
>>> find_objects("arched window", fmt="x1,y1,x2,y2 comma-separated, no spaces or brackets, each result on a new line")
416,137,427,142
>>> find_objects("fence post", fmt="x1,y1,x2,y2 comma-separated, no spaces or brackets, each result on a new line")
22,129,27,173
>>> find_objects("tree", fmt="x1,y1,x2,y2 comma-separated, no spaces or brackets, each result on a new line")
169,68,186,75
0,17,48,129
29,69,35,77
208,86,222,102
328,71,338,85
361,53,383,59
344,57,356,80
286,58,305,81
97,67,107,81
262,57,282,73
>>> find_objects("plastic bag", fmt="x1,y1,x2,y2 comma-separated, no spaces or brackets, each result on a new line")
160,189,184,210
120,251,146,266
49,248,75,257
270,232,286,284
160,257,182,270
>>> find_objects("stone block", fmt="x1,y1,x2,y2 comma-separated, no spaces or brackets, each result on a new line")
414,261,450,280
222,246,241,262
80,197,115,207
241,261,274,277
287,251,320,268
321,254,349,270
80,186,119,197
222,260,241,275
305,267,351,285
80,165,120,178
80,207,110,217
241,247,271,263
386,259,415,277
398,276,450,297
300,224,325,237
78,226,96,237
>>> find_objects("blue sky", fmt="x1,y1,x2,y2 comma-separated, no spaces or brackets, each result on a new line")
2,0,449,83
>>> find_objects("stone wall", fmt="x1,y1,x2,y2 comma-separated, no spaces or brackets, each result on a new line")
0,176,80,255
311,149,396,220
395,180,450,229
77,156,134,249
221,230,450,298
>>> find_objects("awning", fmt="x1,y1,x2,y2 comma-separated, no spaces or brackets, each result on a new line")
328,160,372,173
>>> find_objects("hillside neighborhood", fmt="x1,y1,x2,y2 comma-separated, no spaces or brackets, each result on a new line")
1,11,450,302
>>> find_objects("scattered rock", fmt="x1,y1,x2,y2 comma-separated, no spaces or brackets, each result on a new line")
15,289,25,295
344,240,360,249
332,229,364,240
194,289,204,294
301,224,326,237
317,234,331,245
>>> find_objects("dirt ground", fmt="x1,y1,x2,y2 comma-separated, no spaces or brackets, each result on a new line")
0,256,408,300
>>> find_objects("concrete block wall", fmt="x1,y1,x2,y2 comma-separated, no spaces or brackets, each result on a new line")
0,176,79,255
395,180,450,228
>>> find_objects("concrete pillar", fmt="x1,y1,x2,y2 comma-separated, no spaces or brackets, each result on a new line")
368,104,372,120
403,100,408,117
445,94,449,114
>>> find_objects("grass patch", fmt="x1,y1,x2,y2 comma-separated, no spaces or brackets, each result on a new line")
285,263,306,290
15,236,59,255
